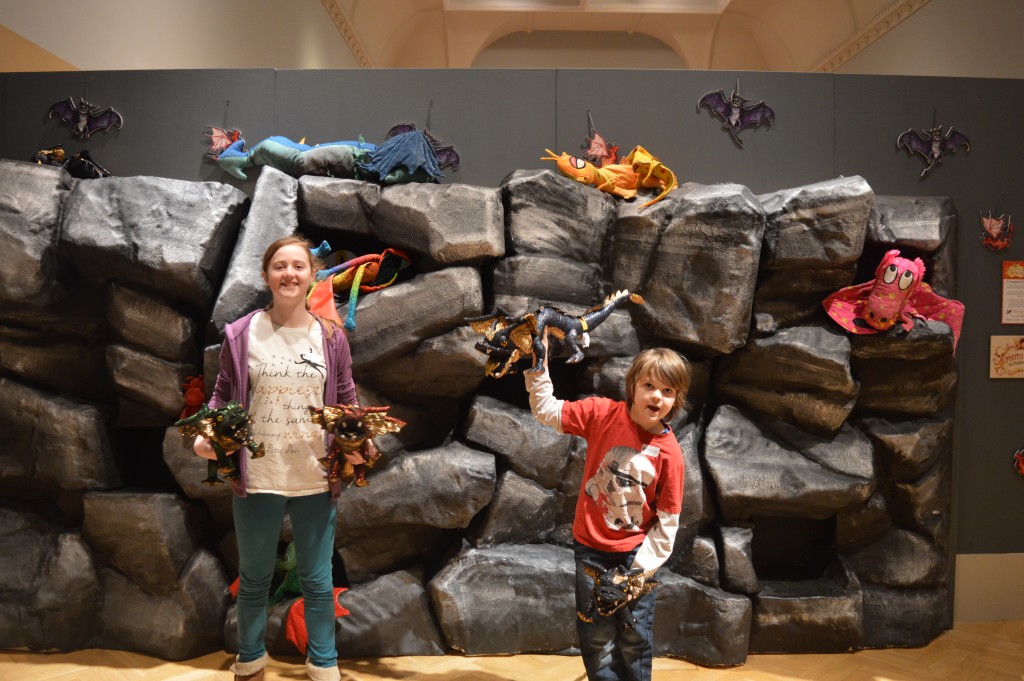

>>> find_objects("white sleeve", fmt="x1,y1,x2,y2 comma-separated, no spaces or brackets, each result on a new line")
524,367,564,433
630,510,680,577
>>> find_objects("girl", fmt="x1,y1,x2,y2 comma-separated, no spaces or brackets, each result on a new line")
196,236,368,681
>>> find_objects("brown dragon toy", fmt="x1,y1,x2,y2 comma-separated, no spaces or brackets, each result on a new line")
307,404,406,487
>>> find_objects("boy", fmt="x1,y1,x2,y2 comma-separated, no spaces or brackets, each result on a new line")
525,343,690,681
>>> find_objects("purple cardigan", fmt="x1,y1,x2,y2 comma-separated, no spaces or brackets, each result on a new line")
208,309,357,500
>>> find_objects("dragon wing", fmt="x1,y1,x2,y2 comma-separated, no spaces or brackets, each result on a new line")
206,126,242,159
940,128,971,155
822,281,877,335
83,106,123,139
48,98,77,124
905,283,965,350
896,129,931,161
697,90,731,122
739,101,775,131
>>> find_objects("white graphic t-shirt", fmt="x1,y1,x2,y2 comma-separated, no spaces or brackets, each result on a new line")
245,311,329,495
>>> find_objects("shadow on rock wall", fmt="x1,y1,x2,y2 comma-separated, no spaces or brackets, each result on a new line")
0,159,956,665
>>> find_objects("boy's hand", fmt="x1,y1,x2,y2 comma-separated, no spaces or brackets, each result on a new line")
540,329,550,369
193,435,217,460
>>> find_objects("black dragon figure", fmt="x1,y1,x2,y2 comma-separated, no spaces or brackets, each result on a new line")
578,563,659,631
174,401,265,486
466,289,644,378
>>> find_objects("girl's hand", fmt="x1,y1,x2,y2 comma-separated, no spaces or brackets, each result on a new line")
193,435,217,460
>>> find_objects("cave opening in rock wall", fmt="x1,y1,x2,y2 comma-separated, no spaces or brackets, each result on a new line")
750,514,836,581
111,426,179,492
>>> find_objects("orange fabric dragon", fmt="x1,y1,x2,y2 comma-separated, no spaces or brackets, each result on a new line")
541,145,678,208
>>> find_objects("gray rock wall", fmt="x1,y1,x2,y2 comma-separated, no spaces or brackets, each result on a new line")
0,159,957,665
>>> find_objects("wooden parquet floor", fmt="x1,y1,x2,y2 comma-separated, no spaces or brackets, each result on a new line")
1,621,1020,681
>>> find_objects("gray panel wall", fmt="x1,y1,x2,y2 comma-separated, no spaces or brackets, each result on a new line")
1,68,1020,555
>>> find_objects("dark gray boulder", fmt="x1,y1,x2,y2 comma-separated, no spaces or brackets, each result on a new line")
346,267,483,368
861,585,951,648
0,325,109,401
82,492,205,596
338,525,457,585
25,531,102,651
107,282,197,362
463,395,581,490
0,378,118,492
612,182,765,355
60,174,247,309
843,527,947,589
98,549,229,660
666,535,720,588
719,525,759,594
470,470,564,547
298,176,379,235
503,169,614,264
754,176,872,329
704,405,874,521
836,490,892,552
653,570,751,667
714,325,858,436
0,160,71,305
355,325,486,402
335,442,495,540
372,183,504,265
749,558,863,653
886,462,951,548
492,254,605,306
337,567,448,656
211,166,295,332
860,416,953,482
429,543,575,654
851,320,957,416
106,344,196,418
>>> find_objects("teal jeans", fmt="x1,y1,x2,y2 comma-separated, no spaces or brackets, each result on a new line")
233,492,338,669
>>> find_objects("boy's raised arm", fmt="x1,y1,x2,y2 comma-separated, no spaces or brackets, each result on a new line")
525,367,564,432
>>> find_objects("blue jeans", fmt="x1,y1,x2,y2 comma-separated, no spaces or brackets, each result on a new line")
574,541,656,681
233,492,338,669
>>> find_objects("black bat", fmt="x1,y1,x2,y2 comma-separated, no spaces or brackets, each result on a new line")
896,125,970,178
49,97,124,140
697,81,774,148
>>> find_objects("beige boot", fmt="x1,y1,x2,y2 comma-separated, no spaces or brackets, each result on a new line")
305,659,341,681
231,652,269,681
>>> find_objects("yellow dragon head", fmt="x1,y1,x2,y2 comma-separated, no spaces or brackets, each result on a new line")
541,149,600,186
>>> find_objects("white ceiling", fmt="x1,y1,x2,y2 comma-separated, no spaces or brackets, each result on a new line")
2,0,1021,78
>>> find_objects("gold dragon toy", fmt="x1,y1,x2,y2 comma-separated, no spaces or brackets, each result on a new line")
541,145,678,208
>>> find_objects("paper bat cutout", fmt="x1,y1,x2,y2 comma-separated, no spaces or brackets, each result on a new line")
823,249,964,350
580,110,619,168
49,97,124,140
697,79,774,148
896,125,970,177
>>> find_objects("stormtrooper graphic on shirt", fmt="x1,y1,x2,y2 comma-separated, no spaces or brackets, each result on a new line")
584,444,659,532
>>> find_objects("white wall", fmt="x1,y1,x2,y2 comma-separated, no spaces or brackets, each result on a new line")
838,0,1024,78
0,0,360,70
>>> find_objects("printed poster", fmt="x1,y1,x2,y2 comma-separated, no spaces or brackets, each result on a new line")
990,335,1024,378
1001,261,1024,324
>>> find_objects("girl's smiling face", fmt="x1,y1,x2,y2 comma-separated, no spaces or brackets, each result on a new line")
262,243,313,305
628,370,676,434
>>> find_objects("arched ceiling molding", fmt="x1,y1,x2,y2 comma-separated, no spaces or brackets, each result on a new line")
813,0,932,72
446,12,534,67
708,12,794,71
380,7,446,66
321,0,374,67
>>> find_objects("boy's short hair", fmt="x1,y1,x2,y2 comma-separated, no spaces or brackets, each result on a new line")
625,348,691,421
